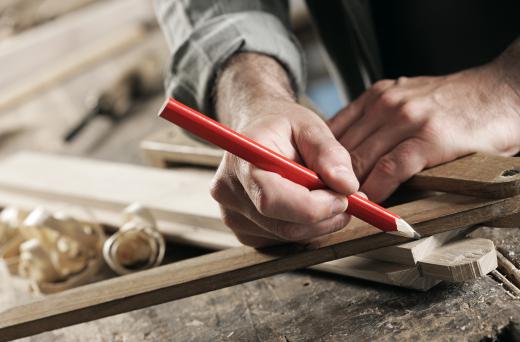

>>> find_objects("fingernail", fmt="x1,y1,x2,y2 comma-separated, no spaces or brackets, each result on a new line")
332,197,348,215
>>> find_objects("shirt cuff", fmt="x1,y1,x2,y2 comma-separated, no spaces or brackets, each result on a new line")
164,11,306,116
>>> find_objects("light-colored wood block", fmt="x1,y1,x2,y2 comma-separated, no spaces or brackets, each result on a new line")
418,238,497,282
316,256,440,291
361,226,475,266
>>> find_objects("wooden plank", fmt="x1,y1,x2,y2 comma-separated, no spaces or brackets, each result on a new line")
0,0,97,39
0,0,154,111
0,152,487,262
0,193,519,340
0,186,463,290
0,25,152,112
418,238,497,281
0,0,153,90
141,128,222,168
0,152,507,272
408,154,520,199
485,212,520,228
0,152,225,232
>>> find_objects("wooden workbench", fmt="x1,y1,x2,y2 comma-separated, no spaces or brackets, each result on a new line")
3,98,520,342
0,4,519,341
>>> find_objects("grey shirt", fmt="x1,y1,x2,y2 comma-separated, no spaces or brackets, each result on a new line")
154,0,305,115
155,0,519,114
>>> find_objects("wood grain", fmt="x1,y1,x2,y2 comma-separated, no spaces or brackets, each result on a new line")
360,226,475,266
0,193,518,340
418,238,497,281
316,256,441,290
408,154,520,198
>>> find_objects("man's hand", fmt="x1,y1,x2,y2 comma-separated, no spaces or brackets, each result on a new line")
329,61,520,203
211,53,359,247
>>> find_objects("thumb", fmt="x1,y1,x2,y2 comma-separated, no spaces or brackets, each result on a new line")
294,122,359,194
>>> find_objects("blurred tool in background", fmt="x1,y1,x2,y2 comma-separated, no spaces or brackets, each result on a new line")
64,52,163,143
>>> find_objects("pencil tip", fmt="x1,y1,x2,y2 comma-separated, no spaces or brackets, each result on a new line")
391,219,421,239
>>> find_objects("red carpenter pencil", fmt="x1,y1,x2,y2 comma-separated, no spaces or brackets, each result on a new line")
158,98,420,239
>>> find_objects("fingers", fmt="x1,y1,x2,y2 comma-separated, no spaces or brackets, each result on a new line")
222,203,352,244
230,204,350,242
328,90,370,138
221,209,284,247
361,139,429,202
329,79,395,140
339,82,402,151
211,153,353,244
293,122,359,194
349,118,425,181
237,165,349,223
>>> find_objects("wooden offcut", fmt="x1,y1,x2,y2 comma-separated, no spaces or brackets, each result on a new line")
418,238,497,281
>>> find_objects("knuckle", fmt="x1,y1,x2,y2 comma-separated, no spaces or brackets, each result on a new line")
209,177,227,203
420,117,443,141
378,90,401,108
396,76,408,85
391,141,425,181
299,124,324,143
253,185,273,217
301,207,324,224
371,79,394,94
375,155,400,178
396,100,421,123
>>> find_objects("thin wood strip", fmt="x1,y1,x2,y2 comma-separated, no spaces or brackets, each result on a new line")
141,128,520,199
408,154,520,199
496,250,520,287
0,194,519,340
490,270,520,298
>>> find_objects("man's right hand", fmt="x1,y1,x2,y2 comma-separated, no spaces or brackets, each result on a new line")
210,53,359,247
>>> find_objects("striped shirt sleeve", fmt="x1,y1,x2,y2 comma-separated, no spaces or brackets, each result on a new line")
154,0,306,115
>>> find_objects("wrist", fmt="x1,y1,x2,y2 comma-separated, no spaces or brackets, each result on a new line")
214,52,296,128
484,50,520,152
491,40,520,120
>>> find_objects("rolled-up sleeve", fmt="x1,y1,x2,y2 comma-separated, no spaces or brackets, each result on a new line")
154,0,305,115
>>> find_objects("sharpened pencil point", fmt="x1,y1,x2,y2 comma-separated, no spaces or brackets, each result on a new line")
390,219,421,239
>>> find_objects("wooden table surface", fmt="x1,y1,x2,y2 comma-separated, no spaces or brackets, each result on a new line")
1,24,519,342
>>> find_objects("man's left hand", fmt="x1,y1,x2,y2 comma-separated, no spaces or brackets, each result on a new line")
328,63,520,202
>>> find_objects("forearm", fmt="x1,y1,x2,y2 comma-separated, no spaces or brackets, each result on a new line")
155,0,304,116
215,53,296,129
